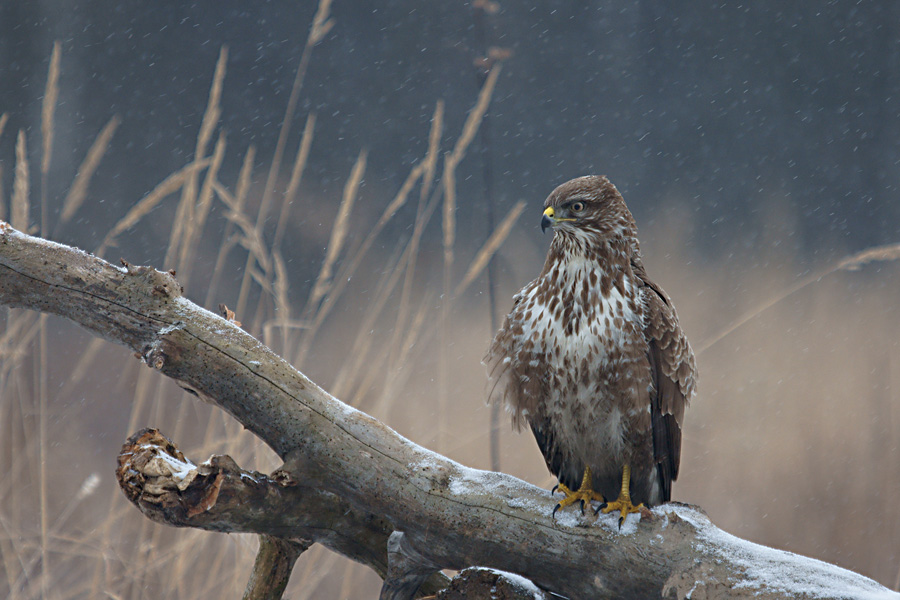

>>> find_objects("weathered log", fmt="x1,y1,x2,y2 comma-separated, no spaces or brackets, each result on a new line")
114,428,449,597
242,536,309,600
1,222,897,599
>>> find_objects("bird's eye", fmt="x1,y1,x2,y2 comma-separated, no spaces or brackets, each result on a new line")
570,201,585,213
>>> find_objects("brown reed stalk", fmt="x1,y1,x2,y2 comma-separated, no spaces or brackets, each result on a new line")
228,0,338,335
58,115,120,229
95,158,211,256
56,337,105,400
441,155,457,281
291,150,367,365
40,41,61,237
305,149,367,313
8,473,101,595
370,292,433,416
40,43,61,179
0,310,39,375
698,242,900,354
309,160,424,335
257,113,318,349
448,64,501,165
386,102,444,369
0,113,7,222
372,200,521,415
240,0,334,338
273,112,317,250
206,145,255,310
369,191,447,415
38,313,49,600
314,102,445,379
269,251,291,354
197,47,228,161
193,131,228,243
391,198,447,361
454,200,525,297
332,241,407,401
12,130,30,233
89,358,164,597
437,64,500,449
421,101,444,206
294,545,342,600
438,157,457,449
232,195,271,323
89,358,159,598
219,190,273,281
178,131,226,284
36,50,59,597
162,128,229,499
167,46,227,271
0,534,16,598
193,534,252,598
256,0,333,236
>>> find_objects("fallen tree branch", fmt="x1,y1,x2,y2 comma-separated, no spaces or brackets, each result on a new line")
115,428,449,597
242,536,309,600
1,221,897,599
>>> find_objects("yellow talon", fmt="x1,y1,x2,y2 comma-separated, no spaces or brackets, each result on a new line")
600,463,644,527
552,466,604,517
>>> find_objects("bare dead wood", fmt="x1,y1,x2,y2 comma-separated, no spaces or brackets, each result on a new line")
381,532,442,600
242,536,309,600
433,567,550,600
1,221,898,600
115,428,449,597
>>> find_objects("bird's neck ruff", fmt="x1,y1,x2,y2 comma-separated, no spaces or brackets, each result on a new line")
545,227,633,275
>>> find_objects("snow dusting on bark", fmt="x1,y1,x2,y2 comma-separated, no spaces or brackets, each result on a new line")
482,567,546,599
672,505,899,600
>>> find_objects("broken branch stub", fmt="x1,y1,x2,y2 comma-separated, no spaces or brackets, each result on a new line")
114,428,449,597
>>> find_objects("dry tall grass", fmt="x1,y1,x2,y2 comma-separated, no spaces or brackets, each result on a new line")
0,16,524,597
2,14,900,600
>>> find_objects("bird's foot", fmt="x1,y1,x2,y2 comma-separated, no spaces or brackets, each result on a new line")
599,495,644,528
598,463,643,528
552,468,604,517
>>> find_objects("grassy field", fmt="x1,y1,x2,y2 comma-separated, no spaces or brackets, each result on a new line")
2,7,900,598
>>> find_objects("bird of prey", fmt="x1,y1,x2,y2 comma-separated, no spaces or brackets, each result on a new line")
485,175,696,523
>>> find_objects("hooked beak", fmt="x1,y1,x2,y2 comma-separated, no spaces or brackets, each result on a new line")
541,206,575,233
541,207,555,234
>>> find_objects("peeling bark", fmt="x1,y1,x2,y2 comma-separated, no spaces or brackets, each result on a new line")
2,222,898,600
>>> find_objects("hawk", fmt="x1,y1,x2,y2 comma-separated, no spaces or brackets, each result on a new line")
485,175,696,522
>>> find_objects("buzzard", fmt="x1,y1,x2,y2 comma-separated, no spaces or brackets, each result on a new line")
485,176,696,523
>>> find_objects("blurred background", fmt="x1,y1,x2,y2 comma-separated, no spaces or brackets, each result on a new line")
1,1,899,597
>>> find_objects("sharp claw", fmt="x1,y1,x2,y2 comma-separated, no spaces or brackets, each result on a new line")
549,469,604,518
618,516,625,530
552,503,561,518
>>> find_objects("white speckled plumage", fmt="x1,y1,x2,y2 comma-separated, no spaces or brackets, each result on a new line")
485,175,696,507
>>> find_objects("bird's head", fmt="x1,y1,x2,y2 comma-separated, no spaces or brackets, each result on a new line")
540,175,638,250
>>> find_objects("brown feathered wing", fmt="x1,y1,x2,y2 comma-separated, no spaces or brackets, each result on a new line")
633,256,695,502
